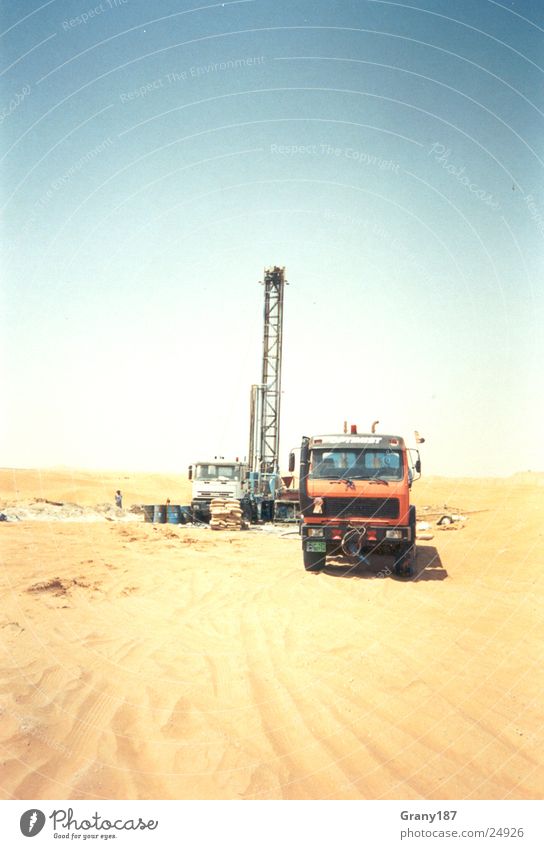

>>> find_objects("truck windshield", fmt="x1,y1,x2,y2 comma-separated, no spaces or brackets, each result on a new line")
309,448,404,481
196,464,239,480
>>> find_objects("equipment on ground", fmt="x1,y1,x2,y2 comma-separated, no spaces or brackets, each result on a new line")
188,266,288,524
291,425,422,576
247,266,287,521
188,458,251,524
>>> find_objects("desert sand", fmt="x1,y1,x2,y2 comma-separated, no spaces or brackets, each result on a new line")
0,468,543,800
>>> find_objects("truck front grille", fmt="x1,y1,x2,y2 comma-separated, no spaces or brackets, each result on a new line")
323,497,399,520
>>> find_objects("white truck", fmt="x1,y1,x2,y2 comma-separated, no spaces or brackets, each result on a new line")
188,459,250,523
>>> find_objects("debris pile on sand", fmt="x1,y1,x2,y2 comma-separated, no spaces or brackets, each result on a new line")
0,498,141,523
416,508,469,540
210,498,246,530
415,521,435,540
436,512,467,525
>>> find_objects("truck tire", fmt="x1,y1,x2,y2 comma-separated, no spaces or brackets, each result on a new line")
409,506,416,546
393,544,415,578
303,549,326,572
407,506,417,561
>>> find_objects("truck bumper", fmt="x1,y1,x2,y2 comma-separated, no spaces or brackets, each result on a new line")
301,523,412,552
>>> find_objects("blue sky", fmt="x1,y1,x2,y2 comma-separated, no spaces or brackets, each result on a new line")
1,0,543,475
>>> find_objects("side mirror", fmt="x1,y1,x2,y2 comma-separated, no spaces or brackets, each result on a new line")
288,452,295,472
415,459,421,474
188,465,193,480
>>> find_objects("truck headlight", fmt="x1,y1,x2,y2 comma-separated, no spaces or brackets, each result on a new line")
308,528,324,538
385,529,403,540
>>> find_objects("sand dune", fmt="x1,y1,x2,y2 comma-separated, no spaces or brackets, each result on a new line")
0,467,192,508
0,469,542,799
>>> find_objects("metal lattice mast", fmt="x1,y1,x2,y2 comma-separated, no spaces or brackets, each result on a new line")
258,266,286,475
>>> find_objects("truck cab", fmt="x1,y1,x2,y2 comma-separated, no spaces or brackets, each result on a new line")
293,432,421,576
188,460,249,522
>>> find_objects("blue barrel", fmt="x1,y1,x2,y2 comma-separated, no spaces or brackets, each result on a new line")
142,505,154,523
166,504,181,524
153,505,166,523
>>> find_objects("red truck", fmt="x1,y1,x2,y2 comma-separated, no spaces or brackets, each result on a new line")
290,427,421,576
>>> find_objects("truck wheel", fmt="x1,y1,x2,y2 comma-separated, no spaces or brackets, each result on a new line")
403,507,417,566
394,561,413,578
409,506,416,547
393,547,414,578
303,550,326,572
